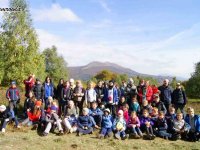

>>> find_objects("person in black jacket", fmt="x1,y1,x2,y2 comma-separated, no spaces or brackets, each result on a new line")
33,78,44,101
172,83,187,114
95,81,104,105
56,78,64,101
151,94,167,114
158,79,172,112
0,105,20,133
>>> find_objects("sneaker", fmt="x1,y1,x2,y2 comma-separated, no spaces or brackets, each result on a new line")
139,133,143,138
17,125,21,129
108,132,113,138
115,133,121,140
98,134,104,139
1,128,5,133
150,134,156,140
135,134,140,139
42,132,48,136
59,130,64,135
121,135,128,140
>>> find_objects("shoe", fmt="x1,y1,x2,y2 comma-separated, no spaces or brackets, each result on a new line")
139,133,143,138
135,134,140,139
150,134,156,140
77,132,83,136
108,132,113,138
115,133,121,140
1,128,5,133
17,125,21,129
69,128,73,133
59,130,64,135
98,134,104,139
42,132,48,136
121,134,128,140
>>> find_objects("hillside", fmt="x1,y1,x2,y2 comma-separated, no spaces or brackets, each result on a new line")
68,61,175,82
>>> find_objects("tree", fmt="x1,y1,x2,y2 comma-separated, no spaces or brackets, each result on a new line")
186,62,200,98
170,77,177,89
94,70,114,81
1,0,46,85
0,33,4,83
43,45,68,84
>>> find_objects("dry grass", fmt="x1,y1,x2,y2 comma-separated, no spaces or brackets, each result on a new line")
0,89,200,150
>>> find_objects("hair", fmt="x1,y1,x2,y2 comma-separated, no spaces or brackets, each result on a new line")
142,100,148,105
158,111,164,116
33,105,41,116
143,109,149,114
152,107,158,113
177,112,183,117
45,76,52,83
130,111,137,117
132,95,137,100
123,104,129,110
187,107,194,112
169,106,175,111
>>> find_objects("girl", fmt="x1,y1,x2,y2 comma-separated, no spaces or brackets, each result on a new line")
85,81,97,108
128,111,143,138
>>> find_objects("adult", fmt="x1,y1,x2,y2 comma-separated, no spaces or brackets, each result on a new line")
172,83,187,114
60,81,70,116
43,76,54,109
120,81,127,97
24,74,35,98
137,79,145,104
56,78,64,102
33,78,44,101
95,81,104,105
125,78,137,106
158,79,172,112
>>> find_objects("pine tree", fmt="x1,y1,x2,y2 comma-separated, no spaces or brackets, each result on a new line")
1,0,46,85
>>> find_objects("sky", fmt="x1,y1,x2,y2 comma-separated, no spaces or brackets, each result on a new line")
1,0,200,79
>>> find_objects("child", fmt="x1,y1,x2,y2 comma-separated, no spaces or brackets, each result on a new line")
89,102,103,127
118,96,127,111
122,104,129,124
154,111,172,140
185,107,200,142
42,103,63,136
113,110,128,140
173,112,190,139
128,111,143,138
140,109,155,140
62,100,79,133
151,94,167,114
98,108,113,139
85,81,97,108
77,108,93,136
140,100,152,115
129,96,140,114
23,90,36,118
0,105,20,133
150,107,158,125
165,106,176,133
6,81,20,115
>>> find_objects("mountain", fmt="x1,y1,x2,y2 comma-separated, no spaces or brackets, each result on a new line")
68,61,182,82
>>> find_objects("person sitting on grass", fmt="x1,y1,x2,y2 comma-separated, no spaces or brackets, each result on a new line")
140,100,152,116
128,111,143,139
154,111,173,140
150,107,159,125
0,105,20,133
89,101,103,128
140,109,155,140
42,103,63,136
165,106,176,134
118,96,127,111
22,100,44,129
113,110,128,140
98,108,113,139
77,108,93,136
122,104,129,124
185,107,200,142
172,112,190,140
62,100,79,134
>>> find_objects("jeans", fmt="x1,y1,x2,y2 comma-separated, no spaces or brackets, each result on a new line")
2,117,19,129
22,118,33,126
63,117,77,132
131,126,142,135
115,130,126,137
155,130,172,138
100,127,112,136
9,101,18,116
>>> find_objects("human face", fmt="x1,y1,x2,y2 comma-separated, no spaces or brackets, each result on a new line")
143,112,148,117
104,111,109,116
163,80,168,86
98,82,102,87
188,109,194,117
68,101,74,108
154,96,159,103
158,114,164,119
29,92,33,98
92,103,97,109
177,114,183,121
121,97,125,103
83,110,88,116
47,78,50,83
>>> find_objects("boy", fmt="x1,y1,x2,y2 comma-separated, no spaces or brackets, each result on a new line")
89,102,103,127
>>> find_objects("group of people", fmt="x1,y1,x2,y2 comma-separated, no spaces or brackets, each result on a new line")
0,74,199,142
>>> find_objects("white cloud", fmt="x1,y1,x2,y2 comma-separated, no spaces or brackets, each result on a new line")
98,0,111,12
32,4,82,23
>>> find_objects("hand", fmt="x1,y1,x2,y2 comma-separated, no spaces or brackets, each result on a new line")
8,98,11,101
5,118,9,122
27,109,30,112
132,125,136,128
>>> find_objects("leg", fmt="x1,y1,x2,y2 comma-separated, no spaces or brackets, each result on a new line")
22,118,30,126
44,122,52,134
63,118,72,130
100,127,107,136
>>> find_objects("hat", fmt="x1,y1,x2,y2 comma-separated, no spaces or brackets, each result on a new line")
11,80,16,85
176,83,181,86
118,110,124,115
82,108,89,114
0,105,6,112
69,78,74,83
35,100,42,107
104,108,110,114
50,105,58,111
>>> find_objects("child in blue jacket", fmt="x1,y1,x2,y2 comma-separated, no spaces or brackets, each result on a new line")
185,107,200,142
98,108,113,139
89,102,103,127
113,110,128,140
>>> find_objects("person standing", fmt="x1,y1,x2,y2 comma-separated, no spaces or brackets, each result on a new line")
158,79,172,112
24,74,35,98
43,76,54,109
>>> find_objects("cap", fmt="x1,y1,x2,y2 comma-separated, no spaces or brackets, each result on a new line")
0,105,6,112
104,108,110,114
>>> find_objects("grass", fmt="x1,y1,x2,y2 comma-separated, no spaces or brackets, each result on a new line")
0,89,200,150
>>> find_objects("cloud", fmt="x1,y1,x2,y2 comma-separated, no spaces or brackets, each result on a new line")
98,0,111,12
0,0,9,19
32,3,82,23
